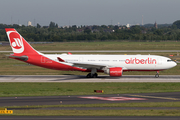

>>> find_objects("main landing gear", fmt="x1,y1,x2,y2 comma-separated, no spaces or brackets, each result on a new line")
86,73,98,78
155,71,159,78
86,68,98,78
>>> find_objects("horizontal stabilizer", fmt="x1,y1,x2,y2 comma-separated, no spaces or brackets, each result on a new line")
8,55,28,61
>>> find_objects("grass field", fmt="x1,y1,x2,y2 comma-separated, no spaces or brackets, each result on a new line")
3,102,180,116
30,41,180,51
10,109,180,116
0,82,180,97
1,41,180,51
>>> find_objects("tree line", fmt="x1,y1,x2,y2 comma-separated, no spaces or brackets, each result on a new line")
0,20,180,42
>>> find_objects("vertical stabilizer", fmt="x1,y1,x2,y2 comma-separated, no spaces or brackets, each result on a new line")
5,28,38,56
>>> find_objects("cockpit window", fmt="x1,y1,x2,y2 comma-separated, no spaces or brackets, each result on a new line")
167,60,173,62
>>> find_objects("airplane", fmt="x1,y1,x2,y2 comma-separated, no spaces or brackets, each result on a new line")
5,28,177,78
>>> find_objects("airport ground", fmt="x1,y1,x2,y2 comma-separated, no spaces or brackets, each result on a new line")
0,76,180,117
1,41,180,118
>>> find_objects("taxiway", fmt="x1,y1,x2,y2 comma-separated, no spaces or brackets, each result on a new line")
1,92,180,107
0,75,180,82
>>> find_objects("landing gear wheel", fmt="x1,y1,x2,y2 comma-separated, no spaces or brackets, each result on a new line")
86,68,98,78
86,73,91,78
92,73,98,78
155,74,159,78
155,71,159,78
86,73,98,78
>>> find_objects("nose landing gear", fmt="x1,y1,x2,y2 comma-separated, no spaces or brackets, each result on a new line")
155,71,159,78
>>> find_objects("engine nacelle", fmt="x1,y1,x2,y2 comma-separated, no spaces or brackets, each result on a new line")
104,67,123,77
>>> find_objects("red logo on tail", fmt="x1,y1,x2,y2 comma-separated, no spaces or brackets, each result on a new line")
12,38,23,48
8,31,24,53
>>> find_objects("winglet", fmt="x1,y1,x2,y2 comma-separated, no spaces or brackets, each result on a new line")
68,52,72,55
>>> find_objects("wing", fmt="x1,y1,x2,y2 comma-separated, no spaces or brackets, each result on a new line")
57,57,119,70
72,62,107,69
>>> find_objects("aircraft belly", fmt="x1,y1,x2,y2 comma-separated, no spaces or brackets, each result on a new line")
125,64,156,70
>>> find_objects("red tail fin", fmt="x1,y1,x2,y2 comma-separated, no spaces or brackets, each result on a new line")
5,28,38,56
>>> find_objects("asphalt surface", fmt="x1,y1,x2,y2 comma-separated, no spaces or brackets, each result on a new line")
1,92,180,120
1,92,180,107
0,75,180,82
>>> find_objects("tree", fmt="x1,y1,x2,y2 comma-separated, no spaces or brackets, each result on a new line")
114,25,119,30
72,25,77,31
153,29,163,35
130,25,141,34
101,25,107,28
84,27,91,34
172,24,177,29
49,21,58,28
37,23,41,28
172,20,180,29
55,23,58,28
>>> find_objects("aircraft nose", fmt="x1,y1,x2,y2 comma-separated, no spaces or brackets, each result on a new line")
173,61,177,67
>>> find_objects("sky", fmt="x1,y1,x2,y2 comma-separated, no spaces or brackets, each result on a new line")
0,0,180,26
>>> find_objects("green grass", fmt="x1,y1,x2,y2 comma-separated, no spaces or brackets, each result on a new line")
4,102,180,108
0,83,180,97
32,41,180,51
3,109,180,116
1,41,180,51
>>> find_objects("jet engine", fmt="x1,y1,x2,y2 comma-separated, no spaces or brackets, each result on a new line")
104,67,123,77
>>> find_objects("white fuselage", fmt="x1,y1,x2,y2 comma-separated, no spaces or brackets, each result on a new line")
44,54,177,71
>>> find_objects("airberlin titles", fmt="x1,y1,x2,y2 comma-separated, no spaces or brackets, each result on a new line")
125,58,157,64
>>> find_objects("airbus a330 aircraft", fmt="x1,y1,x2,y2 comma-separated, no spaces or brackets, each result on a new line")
5,28,177,78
